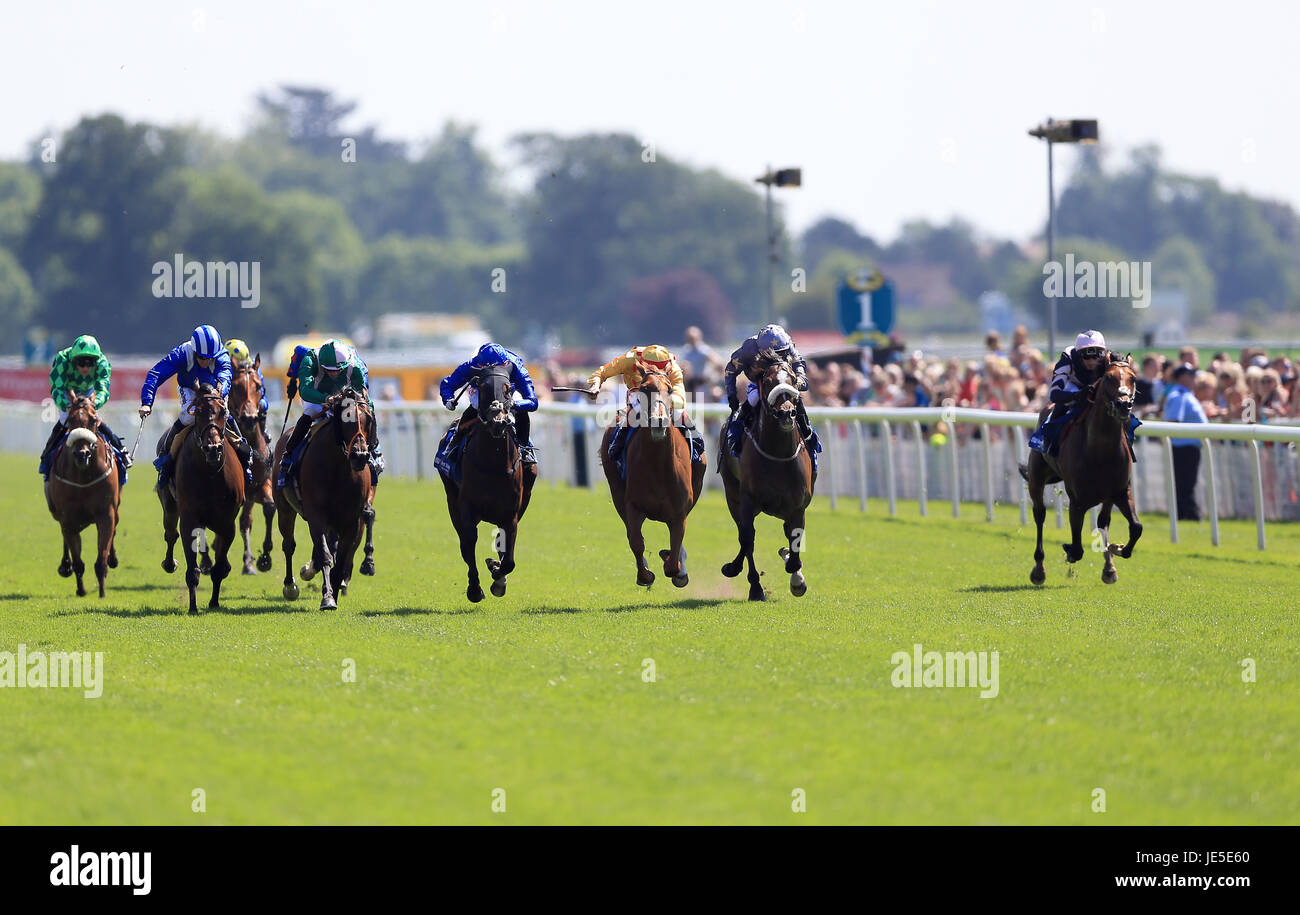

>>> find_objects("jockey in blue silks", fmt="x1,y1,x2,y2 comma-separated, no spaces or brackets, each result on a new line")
1029,329,1141,457
139,324,252,486
435,343,539,480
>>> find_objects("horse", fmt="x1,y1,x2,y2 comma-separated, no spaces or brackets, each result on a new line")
1020,356,1143,585
439,364,538,602
158,383,244,613
229,358,275,575
272,387,375,610
718,355,816,601
598,369,702,588
46,392,120,598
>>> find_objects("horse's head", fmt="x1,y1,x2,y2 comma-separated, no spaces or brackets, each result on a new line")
229,357,264,435
632,368,674,441
1094,356,1138,424
64,390,100,435
758,352,801,432
327,386,373,472
191,382,229,469
475,365,516,441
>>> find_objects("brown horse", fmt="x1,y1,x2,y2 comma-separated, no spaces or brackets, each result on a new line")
159,383,244,613
718,356,816,601
598,369,702,588
440,364,538,602
46,393,121,598
273,387,375,610
1021,356,1143,585
229,358,275,575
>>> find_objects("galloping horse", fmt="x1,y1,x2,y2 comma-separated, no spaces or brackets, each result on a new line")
159,383,244,613
273,387,375,610
229,357,275,575
46,392,120,598
1021,356,1143,585
718,355,816,601
598,369,702,588
439,364,538,602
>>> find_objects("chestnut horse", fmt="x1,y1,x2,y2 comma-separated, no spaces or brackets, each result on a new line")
598,369,702,588
229,358,275,575
718,356,816,601
1021,356,1143,585
273,387,375,610
46,393,120,598
159,383,244,613
439,364,538,602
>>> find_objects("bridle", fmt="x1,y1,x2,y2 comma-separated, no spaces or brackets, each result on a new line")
54,394,113,486
1087,360,1136,424
473,366,520,474
746,359,808,461
190,390,230,468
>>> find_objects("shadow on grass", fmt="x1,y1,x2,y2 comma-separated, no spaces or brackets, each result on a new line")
0,593,32,601
1182,551,1295,568
524,598,729,615
104,583,176,592
361,606,477,616
53,601,311,617
959,584,1069,593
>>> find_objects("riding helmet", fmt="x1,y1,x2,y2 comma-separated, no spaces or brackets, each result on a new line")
69,334,103,361
192,325,223,358
757,324,793,352
225,338,252,366
319,339,356,371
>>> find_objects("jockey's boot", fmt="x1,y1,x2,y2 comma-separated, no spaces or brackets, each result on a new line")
154,419,185,486
98,422,132,467
279,413,313,489
38,422,66,478
679,412,706,463
369,423,386,481
513,408,536,464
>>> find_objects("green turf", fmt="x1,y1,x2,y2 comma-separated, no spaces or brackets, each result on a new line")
1,451,1296,825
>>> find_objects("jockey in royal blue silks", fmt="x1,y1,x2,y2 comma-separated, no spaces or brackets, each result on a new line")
435,343,539,482
139,324,252,486
1029,329,1141,458
722,323,821,469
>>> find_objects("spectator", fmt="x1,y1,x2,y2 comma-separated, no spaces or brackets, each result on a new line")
680,326,724,394
1178,346,1199,369
1164,363,1208,521
1194,370,1224,419
1134,353,1165,418
985,330,1005,358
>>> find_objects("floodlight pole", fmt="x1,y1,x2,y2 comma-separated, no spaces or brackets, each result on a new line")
765,165,776,326
1046,138,1056,357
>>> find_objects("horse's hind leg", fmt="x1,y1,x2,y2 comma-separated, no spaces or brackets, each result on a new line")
161,491,180,574
94,511,113,598
257,501,275,572
240,500,256,574
277,499,300,600
107,503,119,568
625,506,654,587
660,518,687,588
780,513,806,597
719,470,746,579
1112,485,1143,559
359,504,375,576
1097,501,1118,584
57,539,73,578
67,526,87,598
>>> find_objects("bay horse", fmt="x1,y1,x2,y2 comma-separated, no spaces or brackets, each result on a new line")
598,369,702,588
1020,356,1143,585
718,356,816,601
439,364,538,602
46,392,120,598
229,357,275,575
273,387,375,610
159,383,244,613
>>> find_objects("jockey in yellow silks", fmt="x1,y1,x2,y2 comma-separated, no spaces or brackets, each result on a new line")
586,344,702,468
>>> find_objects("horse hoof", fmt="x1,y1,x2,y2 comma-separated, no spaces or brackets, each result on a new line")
256,554,273,572
720,561,742,578
747,588,766,602
107,553,118,569
189,608,199,616
790,572,806,596
359,557,374,576
242,563,256,575
1061,545,1084,563
637,571,656,588
1102,570,1118,584
283,582,300,601
339,582,348,596
76,587,86,597
1030,567,1045,585
485,558,500,577
300,563,316,581
672,573,689,589
57,562,73,578
200,557,212,574
467,585,485,603
779,547,791,562
320,597,336,611
162,558,177,574
491,578,507,597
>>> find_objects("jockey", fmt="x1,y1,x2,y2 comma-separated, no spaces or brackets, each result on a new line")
225,338,270,445
37,334,130,482
140,325,252,486
724,324,815,445
1030,329,1139,456
279,339,385,488
436,343,539,475
586,344,705,465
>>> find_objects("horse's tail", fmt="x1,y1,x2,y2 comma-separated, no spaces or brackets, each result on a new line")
1017,461,1030,482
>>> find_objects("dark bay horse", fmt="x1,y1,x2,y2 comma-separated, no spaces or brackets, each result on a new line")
273,387,375,610
46,393,120,598
159,383,244,613
1021,356,1143,585
229,358,275,574
439,364,538,602
718,356,816,601
598,369,702,588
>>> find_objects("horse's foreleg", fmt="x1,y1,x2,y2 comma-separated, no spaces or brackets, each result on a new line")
57,538,72,578
107,502,119,568
181,514,200,614
781,513,806,597
359,503,375,576
1113,485,1143,559
161,494,179,574
1062,501,1086,564
738,497,763,602
486,520,516,598
66,525,86,597
1097,501,1118,584
457,509,484,603
625,506,654,587
257,501,275,572
240,500,255,574
209,522,235,609
1030,483,1047,585
94,511,113,598
277,500,299,600
662,518,687,588
315,526,337,611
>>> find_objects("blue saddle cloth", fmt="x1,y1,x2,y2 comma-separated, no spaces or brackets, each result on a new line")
725,414,821,472
435,420,536,483
608,425,706,480
1029,404,1141,456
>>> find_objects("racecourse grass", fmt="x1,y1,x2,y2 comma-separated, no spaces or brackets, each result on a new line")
0,451,1296,825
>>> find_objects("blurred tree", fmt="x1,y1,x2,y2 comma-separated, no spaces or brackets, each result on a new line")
618,268,733,342
1150,235,1216,322
1008,236,1141,334
0,247,38,351
801,216,880,275
0,162,40,250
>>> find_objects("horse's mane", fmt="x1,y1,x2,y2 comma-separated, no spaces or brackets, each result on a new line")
324,386,371,419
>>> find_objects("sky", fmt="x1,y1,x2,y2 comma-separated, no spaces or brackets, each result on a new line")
7,0,1300,245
